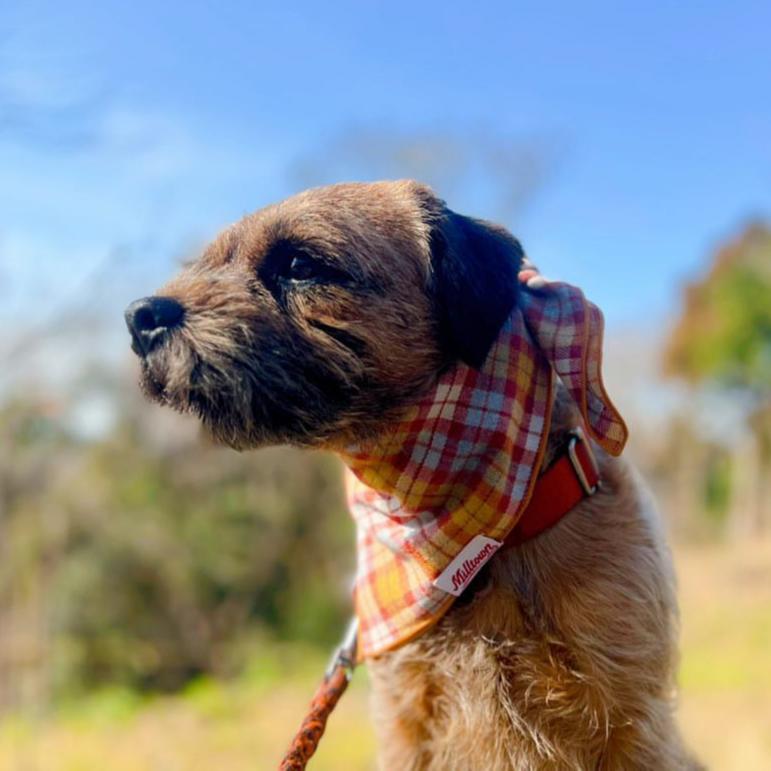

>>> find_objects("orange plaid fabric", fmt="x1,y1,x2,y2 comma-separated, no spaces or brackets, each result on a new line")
340,280,628,659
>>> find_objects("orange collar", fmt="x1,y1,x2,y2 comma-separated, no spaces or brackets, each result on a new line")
504,427,599,548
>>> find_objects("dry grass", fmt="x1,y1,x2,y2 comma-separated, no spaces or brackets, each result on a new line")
677,540,771,769
1,542,769,770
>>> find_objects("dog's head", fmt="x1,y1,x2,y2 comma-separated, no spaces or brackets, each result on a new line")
125,181,523,449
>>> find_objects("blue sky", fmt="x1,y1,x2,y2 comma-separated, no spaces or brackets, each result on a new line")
2,0,770,334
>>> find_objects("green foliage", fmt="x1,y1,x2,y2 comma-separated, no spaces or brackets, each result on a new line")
0,397,355,699
666,224,771,390
703,452,732,524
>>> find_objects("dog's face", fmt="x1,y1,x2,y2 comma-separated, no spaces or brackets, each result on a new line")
125,181,522,450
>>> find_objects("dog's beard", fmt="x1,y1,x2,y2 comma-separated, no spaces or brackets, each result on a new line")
138,318,366,450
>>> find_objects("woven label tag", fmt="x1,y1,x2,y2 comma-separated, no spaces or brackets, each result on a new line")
432,535,502,596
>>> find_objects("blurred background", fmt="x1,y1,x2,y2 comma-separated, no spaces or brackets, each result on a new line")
1,1,770,768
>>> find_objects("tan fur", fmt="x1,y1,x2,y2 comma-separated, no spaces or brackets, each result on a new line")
128,181,700,769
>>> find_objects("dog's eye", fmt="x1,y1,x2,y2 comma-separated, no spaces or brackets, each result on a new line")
280,251,348,285
259,240,349,298
287,254,318,282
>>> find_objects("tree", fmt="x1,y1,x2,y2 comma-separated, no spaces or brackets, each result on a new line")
664,222,771,536
664,222,771,391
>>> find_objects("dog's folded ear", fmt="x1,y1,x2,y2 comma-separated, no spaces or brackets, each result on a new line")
429,208,523,369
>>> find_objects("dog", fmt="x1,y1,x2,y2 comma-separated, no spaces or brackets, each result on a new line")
125,180,699,769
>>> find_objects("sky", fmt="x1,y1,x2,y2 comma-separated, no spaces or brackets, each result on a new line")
1,0,770,345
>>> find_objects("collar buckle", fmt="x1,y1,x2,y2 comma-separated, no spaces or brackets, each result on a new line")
567,427,599,496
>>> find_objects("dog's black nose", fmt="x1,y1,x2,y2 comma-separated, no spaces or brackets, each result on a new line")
124,296,184,356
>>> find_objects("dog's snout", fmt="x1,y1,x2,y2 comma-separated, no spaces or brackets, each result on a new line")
124,296,184,356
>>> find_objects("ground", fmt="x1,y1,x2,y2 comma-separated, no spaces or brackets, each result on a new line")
1,541,769,770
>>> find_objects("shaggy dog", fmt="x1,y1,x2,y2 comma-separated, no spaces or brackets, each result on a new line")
125,181,699,769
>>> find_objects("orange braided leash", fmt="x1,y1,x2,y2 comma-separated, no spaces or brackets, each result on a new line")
278,666,350,770
278,619,358,771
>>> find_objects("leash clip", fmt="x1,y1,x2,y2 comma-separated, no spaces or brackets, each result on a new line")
567,427,599,496
325,617,359,681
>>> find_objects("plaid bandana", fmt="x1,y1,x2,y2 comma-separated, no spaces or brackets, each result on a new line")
340,280,628,659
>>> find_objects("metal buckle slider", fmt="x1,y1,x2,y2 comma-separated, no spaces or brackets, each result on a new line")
567,427,599,496
325,617,359,681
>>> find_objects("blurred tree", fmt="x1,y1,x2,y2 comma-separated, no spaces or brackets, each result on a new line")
664,222,771,536
664,223,771,391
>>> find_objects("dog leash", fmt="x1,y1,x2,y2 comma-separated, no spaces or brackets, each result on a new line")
278,429,599,769
278,618,359,770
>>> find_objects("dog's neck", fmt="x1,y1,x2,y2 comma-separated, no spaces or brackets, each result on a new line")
339,308,555,527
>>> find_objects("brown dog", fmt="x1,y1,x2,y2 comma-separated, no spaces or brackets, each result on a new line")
125,181,698,769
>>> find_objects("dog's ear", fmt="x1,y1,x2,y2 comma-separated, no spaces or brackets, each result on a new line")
428,208,523,369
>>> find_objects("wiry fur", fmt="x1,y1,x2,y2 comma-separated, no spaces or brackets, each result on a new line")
127,180,700,769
